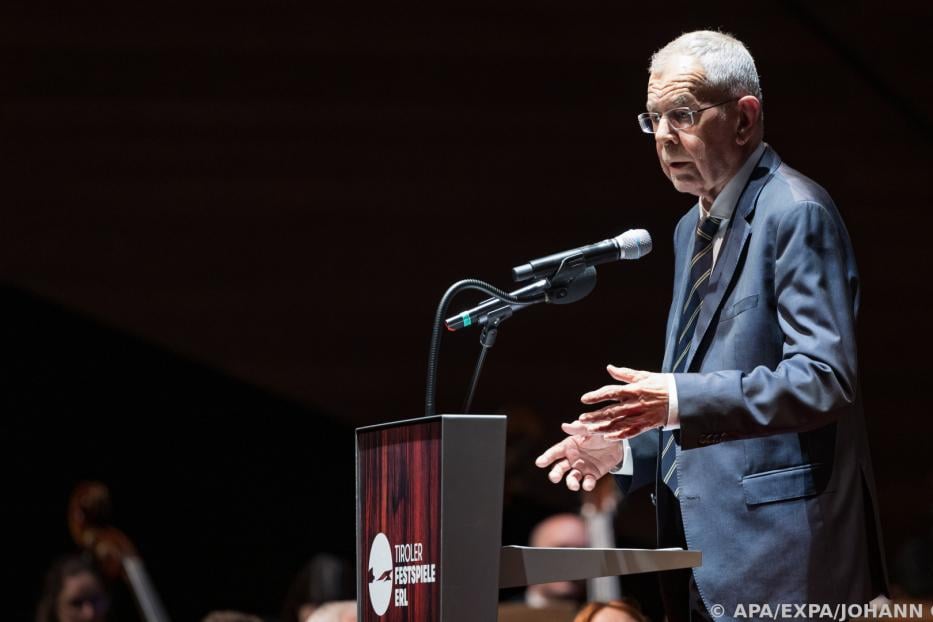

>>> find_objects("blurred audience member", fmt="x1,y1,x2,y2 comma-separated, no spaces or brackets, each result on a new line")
282,553,355,622
306,601,356,622
574,598,649,622
36,555,110,622
525,513,589,608
201,612,263,622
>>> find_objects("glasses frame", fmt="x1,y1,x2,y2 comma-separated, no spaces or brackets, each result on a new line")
637,98,738,134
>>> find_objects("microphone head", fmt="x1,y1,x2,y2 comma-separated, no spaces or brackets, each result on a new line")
614,229,652,259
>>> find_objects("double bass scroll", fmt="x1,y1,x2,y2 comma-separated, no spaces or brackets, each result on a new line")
68,481,172,622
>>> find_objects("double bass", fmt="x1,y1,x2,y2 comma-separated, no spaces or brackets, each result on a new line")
68,481,172,622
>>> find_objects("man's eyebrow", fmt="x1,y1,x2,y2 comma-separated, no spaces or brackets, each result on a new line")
672,94,693,107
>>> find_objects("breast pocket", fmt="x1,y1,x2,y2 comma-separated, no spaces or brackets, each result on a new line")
718,293,781,371
720,294,759,321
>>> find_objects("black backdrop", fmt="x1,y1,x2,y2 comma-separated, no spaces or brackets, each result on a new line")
4,1,932,619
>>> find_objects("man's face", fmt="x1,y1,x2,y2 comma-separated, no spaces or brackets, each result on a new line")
646,55,742,206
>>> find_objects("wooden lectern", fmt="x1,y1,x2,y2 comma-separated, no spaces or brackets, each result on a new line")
356,415,700,621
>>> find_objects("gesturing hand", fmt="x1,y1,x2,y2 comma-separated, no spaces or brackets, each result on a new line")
534,421,623,492
578,365,669,440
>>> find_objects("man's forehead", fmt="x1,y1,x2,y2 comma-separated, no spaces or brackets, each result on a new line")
646,88,695,110
646,55,706,109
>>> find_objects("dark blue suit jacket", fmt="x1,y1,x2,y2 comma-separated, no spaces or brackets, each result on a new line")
624,145,886,616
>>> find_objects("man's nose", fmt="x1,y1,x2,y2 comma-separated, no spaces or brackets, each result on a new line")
655,115,678,144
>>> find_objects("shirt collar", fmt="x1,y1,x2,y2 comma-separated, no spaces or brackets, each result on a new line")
700,141,766,222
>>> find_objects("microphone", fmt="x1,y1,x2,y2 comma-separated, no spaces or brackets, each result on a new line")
511,229,652,282
445,267,598,332
445,278,550,332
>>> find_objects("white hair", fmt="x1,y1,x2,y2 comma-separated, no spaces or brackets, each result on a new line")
650,30,762,100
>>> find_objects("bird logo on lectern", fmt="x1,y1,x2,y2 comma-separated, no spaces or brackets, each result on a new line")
368,532,393,615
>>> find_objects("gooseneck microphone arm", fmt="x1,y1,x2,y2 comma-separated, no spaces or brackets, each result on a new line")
456,267,597,414
425,280,544,418
444,277,549,332
427,264,597,417
425,229,652,417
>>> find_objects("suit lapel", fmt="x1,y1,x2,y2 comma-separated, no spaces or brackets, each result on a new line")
683,146,781,371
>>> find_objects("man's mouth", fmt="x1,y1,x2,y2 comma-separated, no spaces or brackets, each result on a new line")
667,161,691,169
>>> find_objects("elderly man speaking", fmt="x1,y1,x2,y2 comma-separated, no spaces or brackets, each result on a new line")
536,31,887,621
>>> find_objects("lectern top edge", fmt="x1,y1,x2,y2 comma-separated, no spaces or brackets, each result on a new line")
355,415,443,434
355,413,505,434
503,546,690,553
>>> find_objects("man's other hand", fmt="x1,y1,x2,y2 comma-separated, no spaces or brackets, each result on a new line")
534,421,623,492
578,365,669,440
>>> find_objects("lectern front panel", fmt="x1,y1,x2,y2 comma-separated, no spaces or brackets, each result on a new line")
357,418,441,621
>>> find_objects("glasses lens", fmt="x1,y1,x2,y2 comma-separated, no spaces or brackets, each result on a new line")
668,109,694,130
637,113,657,134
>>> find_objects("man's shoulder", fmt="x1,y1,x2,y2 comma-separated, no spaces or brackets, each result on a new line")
757,158,837,216
753,155,852,245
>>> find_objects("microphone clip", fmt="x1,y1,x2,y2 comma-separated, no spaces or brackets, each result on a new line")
544,256,597,305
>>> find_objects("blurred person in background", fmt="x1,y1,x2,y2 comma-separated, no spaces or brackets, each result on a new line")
525,514,589,608
281,553,355,622
574,599,649,622
35,555,110,622
201,612,263,622
306,601,356,622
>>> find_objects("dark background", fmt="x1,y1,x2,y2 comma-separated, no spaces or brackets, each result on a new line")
4,1,932,619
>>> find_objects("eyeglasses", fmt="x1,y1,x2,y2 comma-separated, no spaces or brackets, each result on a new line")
637,98,737,134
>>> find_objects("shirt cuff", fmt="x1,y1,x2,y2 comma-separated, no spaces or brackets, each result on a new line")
608,439,634,475
663,373,680,430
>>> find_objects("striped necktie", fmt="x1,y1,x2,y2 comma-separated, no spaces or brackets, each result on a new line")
661,214,722,497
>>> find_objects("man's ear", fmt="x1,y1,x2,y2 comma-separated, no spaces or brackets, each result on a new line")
735,95,762,145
